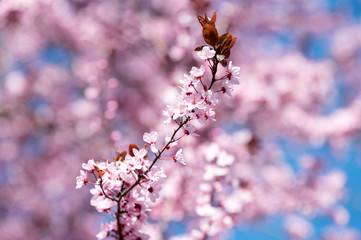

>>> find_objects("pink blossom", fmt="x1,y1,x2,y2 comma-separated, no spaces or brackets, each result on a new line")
143,131,159,153
82,159,96,172
180,84,194,97
125,154,142,170
91,196,114,212
183,91,205,111
163,105,175,124
322,227,360,240
196,204,217,217
96,223,110,240
216,151,235,167
197,46,216,60
330,206,350,226
90,185,103,198
133,148,147,161
183,123,199,137
172,104,188,120
173,149,186,165
284,215,313,239
189,65,205,78
179,74,199,87
203,165,228,180
227,61,240,84
202,90,219,106
202,108,216,122
75,170,88,189
146,183,162,203
220,81,234,97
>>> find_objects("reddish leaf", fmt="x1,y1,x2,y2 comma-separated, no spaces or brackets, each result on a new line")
216,33,237,58
210,11,217,25
218,33,230,46
197,12,219,46
220,59,228,67
203,24,218,46
230,37,237,49
224,50,231,59
197,14,206,27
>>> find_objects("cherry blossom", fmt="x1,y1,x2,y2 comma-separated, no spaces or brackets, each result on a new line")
143,131,159,153
75,170,88,189
197,46,216,60
173,149,186,166
1,2,360,240
227,61,241,83
190,65,205,78
81,159,96,172
284,215,314,239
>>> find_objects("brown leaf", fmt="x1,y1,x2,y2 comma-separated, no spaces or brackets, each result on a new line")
220,59,228,67
218,33,230,46
210,11,217,25
230,37,237,49
224,50,231,59
216,33,237,59
197,14,206,27
197,11,217,27
197,12,218,46
203,24,218,46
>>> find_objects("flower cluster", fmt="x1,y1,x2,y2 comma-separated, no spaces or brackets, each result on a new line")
76,58,241,238
1,1,360,240
76,145,167,239
164,51,240,126
163,64,219,125
162,132,348,240
76,11,241,240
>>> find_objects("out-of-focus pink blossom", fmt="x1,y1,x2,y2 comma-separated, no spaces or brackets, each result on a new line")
284,215,314,239
322,227,360,240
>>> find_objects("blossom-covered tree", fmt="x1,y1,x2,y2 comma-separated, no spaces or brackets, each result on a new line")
0,0,360,239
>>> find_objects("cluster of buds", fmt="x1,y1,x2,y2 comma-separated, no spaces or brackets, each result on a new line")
76,11,240,240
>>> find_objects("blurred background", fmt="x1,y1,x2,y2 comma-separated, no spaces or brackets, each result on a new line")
0,0,361,239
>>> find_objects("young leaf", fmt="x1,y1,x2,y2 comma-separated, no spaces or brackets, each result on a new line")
210,11,217,25
203,24,219,46
197,14,206,27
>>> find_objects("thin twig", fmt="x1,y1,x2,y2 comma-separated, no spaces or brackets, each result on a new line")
99,179,118,201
